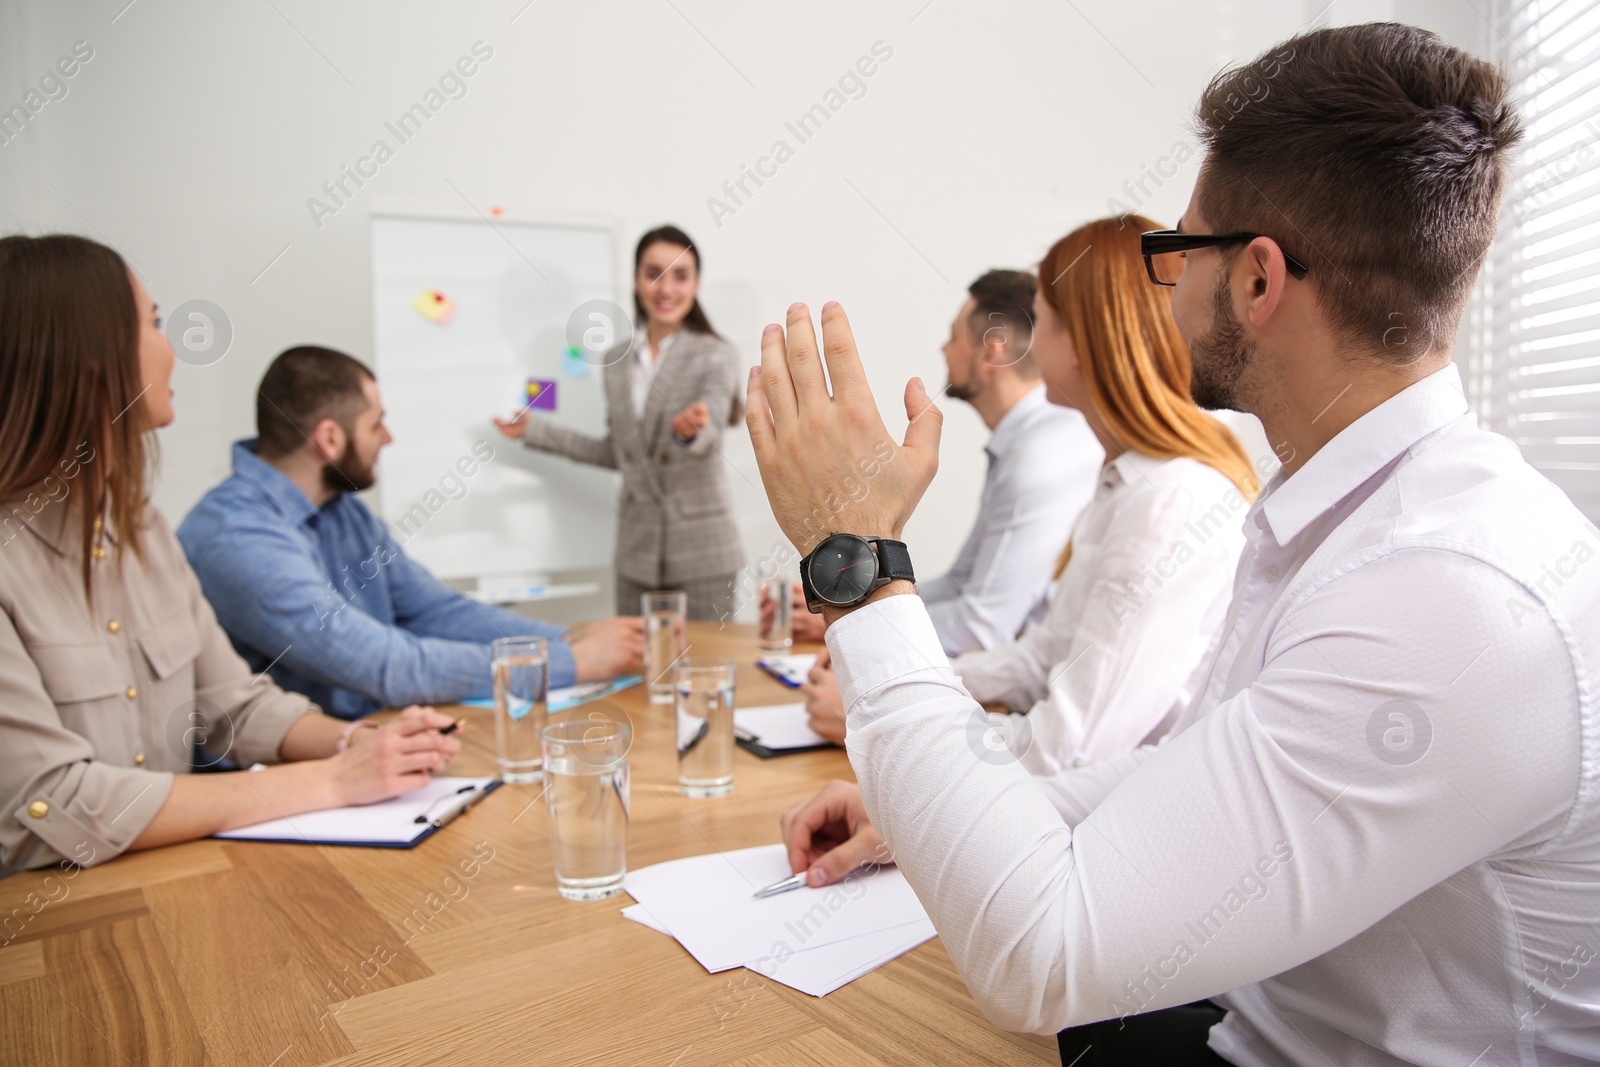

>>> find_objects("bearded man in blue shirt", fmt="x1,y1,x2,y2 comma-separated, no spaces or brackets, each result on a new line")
179,345,643,720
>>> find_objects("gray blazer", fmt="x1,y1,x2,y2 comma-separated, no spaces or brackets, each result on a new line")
522,328,745,586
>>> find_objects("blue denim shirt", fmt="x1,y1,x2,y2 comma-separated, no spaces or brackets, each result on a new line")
176,440,574,720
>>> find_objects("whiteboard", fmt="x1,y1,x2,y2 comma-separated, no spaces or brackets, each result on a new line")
369,214,622,583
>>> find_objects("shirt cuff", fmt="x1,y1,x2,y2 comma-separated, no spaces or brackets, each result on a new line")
826,594,961,714
14,765,175,869
546,637,577,689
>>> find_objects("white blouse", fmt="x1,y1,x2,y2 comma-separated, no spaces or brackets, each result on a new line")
954,451,1247,775
630,328,677,422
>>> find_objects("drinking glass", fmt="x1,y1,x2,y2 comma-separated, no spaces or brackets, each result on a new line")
643,591,688,704
758,578,793,651
492,637,548,783
541,713,630,901
675,658,736,798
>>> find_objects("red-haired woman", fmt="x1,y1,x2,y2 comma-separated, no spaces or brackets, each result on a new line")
801,215,1259,777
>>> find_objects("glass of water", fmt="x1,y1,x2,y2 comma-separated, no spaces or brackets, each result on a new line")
675,657,736,798
758,577,793,651
542,712,630,901
643,590,688,705
492,637,549,783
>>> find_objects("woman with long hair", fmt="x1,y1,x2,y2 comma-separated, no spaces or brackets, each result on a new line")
801,214,1260,775
0,234,461,874
494,225,745,620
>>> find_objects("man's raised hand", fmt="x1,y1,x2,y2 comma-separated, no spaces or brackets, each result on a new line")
745,302,942,557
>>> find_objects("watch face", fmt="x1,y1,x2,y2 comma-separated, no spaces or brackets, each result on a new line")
807,536,879,606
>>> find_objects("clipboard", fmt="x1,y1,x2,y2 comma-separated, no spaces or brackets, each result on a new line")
734,734,834,759
460,675,644,712
732,704,835,759
214,776,502,849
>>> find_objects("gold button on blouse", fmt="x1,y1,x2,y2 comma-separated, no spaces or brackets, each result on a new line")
27,801,48,819
92,547,107,561
107,620,121,634
133,752,145,767
125,686,138,700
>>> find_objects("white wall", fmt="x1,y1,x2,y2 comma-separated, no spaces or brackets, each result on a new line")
0,0,1488,616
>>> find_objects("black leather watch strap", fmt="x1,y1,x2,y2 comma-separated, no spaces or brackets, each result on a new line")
871,538,916,584
799,534,917,614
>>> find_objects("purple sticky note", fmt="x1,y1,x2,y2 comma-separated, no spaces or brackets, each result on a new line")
526,379,558,411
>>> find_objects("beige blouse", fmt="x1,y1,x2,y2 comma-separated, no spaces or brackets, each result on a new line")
0,499,313,875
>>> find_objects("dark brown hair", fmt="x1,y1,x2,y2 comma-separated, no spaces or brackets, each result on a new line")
256,346,375,459
633,225,718,337
1195,22,1522,359
0,234,150,594
966,269,1038,377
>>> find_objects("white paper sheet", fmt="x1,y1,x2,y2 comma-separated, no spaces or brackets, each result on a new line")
214,775,496,845
622,844,929,974
622,902,936,998
746,920,937,997
622,903,673,935
735,703,832,751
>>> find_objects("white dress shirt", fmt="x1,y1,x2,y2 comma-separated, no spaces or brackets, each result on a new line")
954,452,1247,775
829,364,1600,1064
918,386,1101,656
630,328,677,422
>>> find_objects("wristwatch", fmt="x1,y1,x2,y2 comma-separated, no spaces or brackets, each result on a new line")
799,534,916,614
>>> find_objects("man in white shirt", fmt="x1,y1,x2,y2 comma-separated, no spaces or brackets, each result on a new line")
780,269,1100,653
744,22,1600,1067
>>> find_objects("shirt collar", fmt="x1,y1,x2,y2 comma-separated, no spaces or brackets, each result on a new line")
230,438,319,528
1102,448,1165,491
16,496,116,557
1258,363,1469,545
635,328,679,369
985,384,1049,461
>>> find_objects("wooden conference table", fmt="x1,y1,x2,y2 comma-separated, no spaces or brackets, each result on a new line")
0,623,1058,1067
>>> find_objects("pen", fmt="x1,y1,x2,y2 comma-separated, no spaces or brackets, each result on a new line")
677,721,709,758
439,717,468,736
751,872,809,899
428,787,488,830
414,784,477,825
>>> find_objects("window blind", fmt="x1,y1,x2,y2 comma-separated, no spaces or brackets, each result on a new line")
1464,0,1600,520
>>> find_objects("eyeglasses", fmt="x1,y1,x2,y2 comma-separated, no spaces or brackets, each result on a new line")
1139,229,1310,287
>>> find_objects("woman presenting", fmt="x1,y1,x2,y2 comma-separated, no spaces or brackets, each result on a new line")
495,226,744,620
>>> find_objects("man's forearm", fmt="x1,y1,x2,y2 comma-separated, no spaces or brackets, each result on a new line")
830,594,1080,1032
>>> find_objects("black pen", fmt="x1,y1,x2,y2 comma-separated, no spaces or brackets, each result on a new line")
414,783,477,824
439,716,468,736
677,721,709,758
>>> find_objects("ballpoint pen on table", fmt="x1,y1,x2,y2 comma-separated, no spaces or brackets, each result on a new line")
751,872,809,899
